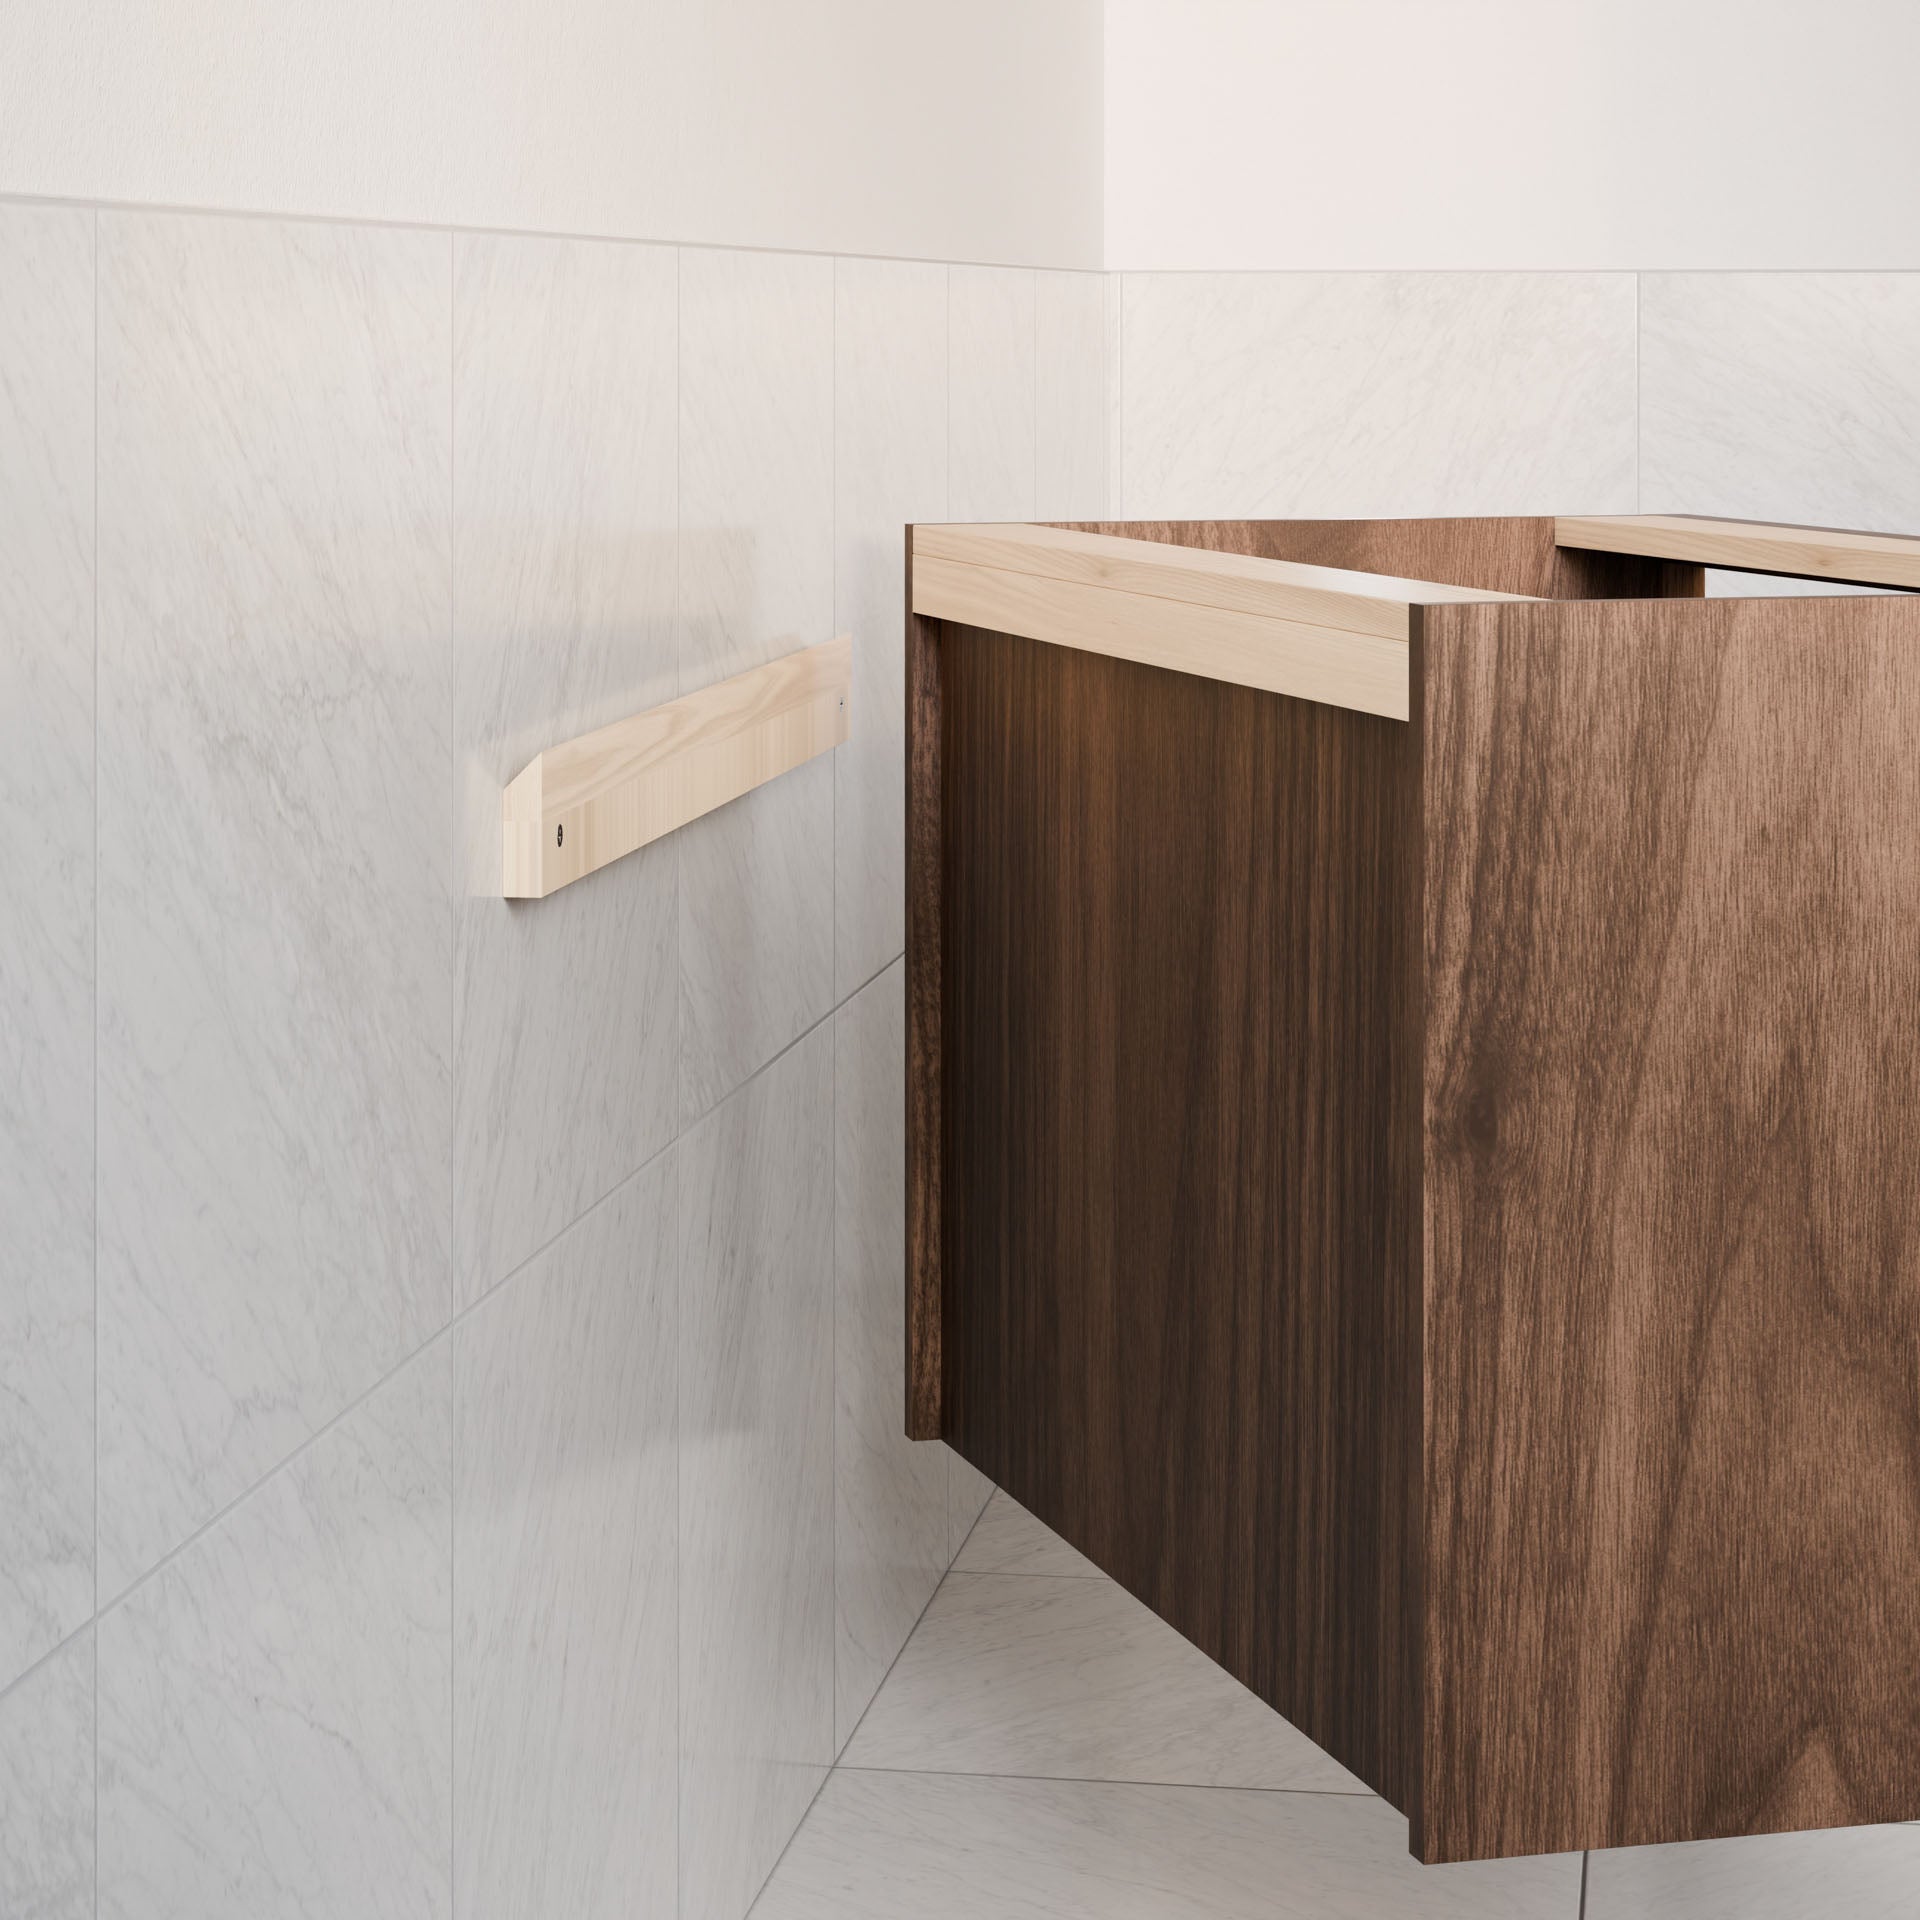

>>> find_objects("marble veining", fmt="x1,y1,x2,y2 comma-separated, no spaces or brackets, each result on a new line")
679,1026,835,1920
454,1152,677,1920
96,1341,453,1920
0,1629,95,1920
1036,269,1110,520
1120,271,1637,520
1585,1821,1920,1919
832,257,946,999
0,202,96,1688
452,231,681,1309
678,248,835,1120
952,1490,1102,1580
1641,273,1920,532
834,963,947,1750
843,1571,1367,1792
754,1770,1582,1920
948,266,1038,523
93,210,453,1597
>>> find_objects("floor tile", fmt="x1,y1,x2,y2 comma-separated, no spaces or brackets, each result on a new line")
754,1769,1581,1919
843,1571,1364,1792
1585,1821,1920,1919
953,1492,1102,1580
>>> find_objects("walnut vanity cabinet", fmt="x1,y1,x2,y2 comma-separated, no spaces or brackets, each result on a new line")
903,513,1920,1863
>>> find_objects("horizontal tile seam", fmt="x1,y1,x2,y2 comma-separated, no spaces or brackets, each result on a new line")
0,188,1104,276
829,1763,1379,1799
22,197,1919,274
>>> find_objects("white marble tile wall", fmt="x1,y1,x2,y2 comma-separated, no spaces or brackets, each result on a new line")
1641,272,1920,534
0,1628,94,1919
949,264,1038,523
0,202,95,1695
452,232,681,1308
1036,269,1110,519
835,962,947,1747
454,1153,678,1920
1,201,1099,1920
833,257,946,999
678,1024,836,1920
677,247,838,1121
1116,271,1638,519
93,211,455,1600
96,1341,453,1920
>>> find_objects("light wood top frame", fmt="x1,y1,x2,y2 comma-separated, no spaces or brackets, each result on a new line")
502,636,850,899
1557,513,1920,591
910,523,1533,722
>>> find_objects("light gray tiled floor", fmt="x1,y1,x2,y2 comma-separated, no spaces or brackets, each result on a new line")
755,1491,1920,1919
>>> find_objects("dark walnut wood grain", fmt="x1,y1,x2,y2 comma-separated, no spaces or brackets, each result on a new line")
904,537,944,1440
909,516,1920,1861
1417,591,1920,1860
937,619,1423,1810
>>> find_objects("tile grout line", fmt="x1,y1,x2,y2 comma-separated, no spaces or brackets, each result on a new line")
746,1500,999,1915
832,1763,1380,1801
3,195,1914,281
445,225,457,1920
671,238,685,1920
91,198,101,1920
827,244,839,1805
39,948,912,1677
1634,271,1642,513
0,185,1116,277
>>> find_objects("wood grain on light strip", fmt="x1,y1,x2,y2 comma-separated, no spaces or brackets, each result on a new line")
1556,513,1920,590
502,636,849,899
911,524,1534,721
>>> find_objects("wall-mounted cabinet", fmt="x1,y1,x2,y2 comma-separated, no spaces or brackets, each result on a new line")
906,513,1920,1863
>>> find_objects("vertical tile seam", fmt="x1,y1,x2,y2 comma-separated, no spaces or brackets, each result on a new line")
828,249,839,1771
1634,270,1642,513
1031,267,1040,516
445,226,457,1920
1116,271,1125,519
671,238,685,1920
92,198,101,1920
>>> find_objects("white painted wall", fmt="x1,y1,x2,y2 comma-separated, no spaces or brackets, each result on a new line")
0,0,1104,267
1105,0,1920,271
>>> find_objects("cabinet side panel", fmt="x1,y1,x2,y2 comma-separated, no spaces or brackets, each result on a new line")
1419,593,1920,1860
939,623,1422,1806
904,565,943,1440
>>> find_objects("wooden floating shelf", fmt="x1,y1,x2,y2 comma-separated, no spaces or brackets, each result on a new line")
1557,511,1920,589
908,514,1920,1865
502,636,850,899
